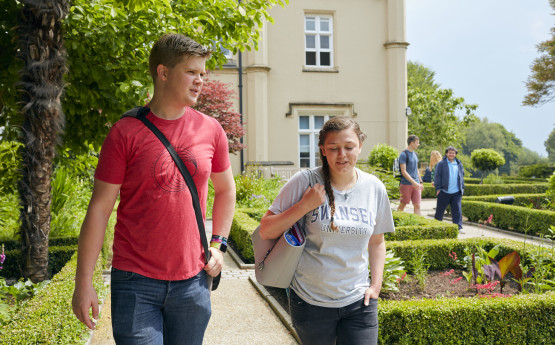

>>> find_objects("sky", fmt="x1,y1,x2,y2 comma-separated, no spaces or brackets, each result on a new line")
406,0,555,156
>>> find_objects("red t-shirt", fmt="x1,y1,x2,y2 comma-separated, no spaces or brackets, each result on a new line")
95,108,230,280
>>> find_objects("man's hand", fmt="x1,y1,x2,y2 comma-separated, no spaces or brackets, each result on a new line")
364,286,380,306
204,247,224,277
72,283,99,330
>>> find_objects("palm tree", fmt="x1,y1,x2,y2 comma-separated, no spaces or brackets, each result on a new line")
16,0,70,282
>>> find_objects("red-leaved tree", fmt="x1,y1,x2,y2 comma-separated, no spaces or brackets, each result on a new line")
193,79,245,154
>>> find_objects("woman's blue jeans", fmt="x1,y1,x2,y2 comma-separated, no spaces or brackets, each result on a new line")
289,290,379,345
110,267,211,345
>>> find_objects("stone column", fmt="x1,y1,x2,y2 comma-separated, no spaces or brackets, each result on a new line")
384,0,409,150
245,24,270,162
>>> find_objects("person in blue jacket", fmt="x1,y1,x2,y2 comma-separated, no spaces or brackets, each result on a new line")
434,146,465,233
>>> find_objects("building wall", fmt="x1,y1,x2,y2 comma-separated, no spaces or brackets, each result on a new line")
210,0,408,175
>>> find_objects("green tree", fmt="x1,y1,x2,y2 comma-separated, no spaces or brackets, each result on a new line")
408,87,477,154
470,148,506,183
518,147,546,166
1,0,286,282
523,0,555,106
462,118,522,175
545,127,555,162
408,61,440,91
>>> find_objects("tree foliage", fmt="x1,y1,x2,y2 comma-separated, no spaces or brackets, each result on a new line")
545,126,555,162
462,118,522,175
470,148,506,183
192,79,245,154
0,0,287,153
408,60,440,91
407,62,477,154
367,144,399,171
523,0,555,106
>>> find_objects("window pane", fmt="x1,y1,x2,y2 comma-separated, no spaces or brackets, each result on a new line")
300,158,310,168
320,36,330,50
320,36,329,49
305,17,315,31
299,116,309,130
306,35,315,49
306,51,316,66
314,116,324,129
300,134,310,147
320,18,330,32
320,52,330,66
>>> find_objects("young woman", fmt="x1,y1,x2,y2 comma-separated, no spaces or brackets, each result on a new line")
424,150,442,185
259,117,395,345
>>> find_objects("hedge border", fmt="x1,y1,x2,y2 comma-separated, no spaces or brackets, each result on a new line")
0,253,107,344
389,211,458,241
0,245,77,279
461,200,555,237
378,237,555,344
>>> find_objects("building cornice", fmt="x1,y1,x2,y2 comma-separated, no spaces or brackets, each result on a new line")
286,102,357,117
245,64,271,72
383,41,410,49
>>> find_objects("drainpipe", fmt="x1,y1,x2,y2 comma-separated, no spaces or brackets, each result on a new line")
238,0,245,173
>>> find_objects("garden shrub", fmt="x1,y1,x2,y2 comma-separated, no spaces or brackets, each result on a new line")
229,209,260,263
463,193,552,210
378,292,555,344
0,245,77,279
0,141,22,195
463,183,548,196
547,171,555,201
367,144,399,172
461,200,555,237
519,163,555,178
0,194,19,242
387,211,458,241
470,148,505,182
0,253,107,344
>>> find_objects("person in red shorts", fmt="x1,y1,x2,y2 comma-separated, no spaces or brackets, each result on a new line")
72,33,236,345
397,135,423,215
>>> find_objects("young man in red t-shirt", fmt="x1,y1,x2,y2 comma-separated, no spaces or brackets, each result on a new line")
72,34,236,344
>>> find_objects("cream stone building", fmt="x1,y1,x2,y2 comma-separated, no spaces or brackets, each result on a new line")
210,0,409,176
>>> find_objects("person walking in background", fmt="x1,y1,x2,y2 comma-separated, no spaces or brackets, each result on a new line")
397,135,424,215
72,33,236,344
422,150,442,186
259,117,395,345
434,146,465,233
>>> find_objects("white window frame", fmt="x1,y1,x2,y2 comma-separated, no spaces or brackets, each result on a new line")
298,115,334,168
304,14,333,68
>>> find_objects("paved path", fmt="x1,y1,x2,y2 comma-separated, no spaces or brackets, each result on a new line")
88,221,297,345
88,198,551,344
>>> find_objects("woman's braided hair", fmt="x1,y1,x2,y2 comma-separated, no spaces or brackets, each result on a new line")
318,117,366,231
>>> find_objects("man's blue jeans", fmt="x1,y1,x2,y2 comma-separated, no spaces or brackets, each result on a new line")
289,290,379,345
110,267,211,345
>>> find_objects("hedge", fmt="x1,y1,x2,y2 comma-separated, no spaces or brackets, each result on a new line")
230,209,260,263
2,236,79,251
388,211,458,241
461,200,555,237
380,237,555,344
0,253,107,344
463,183,548,196
378,292,555,344
385,237,548,271
0,245,77,279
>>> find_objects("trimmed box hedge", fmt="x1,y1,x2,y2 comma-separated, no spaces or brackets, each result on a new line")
0,245,77,279
1,236,79,251
379,237,555,344
461,200,555,238
422,183,548,198
378,292,555,344
230,209,460,264
0,253,107,344
387,211,458,241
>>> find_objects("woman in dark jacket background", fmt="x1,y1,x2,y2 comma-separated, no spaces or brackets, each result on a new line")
433,146,465,233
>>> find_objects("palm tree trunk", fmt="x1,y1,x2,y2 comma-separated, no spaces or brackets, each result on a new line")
17,0,70,283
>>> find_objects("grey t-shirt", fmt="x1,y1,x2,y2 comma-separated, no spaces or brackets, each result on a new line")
269,167,395,308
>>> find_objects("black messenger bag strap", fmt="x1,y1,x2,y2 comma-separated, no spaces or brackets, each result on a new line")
124,106,211,265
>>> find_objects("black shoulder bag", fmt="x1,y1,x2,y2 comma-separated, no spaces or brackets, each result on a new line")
122,106,221,290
